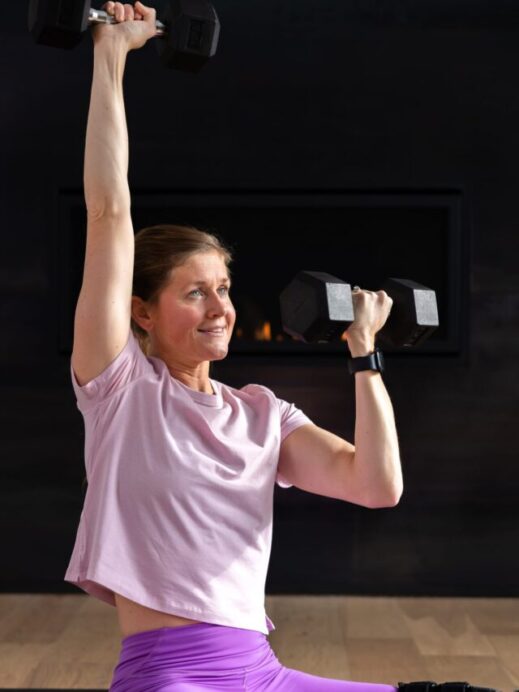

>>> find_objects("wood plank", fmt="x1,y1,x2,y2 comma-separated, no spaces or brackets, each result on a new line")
341,596,413,639
345,638,426,683
267,595,351,679
487,635,519,685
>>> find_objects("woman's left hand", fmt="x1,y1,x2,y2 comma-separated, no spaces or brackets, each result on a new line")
344,288,393,350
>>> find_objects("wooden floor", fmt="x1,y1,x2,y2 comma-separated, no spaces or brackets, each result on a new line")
0,594,518,689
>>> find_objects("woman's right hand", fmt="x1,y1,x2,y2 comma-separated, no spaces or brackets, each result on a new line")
92,1,157,51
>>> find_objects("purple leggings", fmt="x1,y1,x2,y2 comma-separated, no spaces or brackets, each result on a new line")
109,622,398,692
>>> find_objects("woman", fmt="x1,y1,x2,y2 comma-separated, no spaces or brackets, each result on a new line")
65,2,403,690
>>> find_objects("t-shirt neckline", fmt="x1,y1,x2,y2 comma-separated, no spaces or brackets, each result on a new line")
171,375,223,408
146,349,224,408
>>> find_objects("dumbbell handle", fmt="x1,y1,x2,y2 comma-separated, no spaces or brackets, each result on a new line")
90,8,166,37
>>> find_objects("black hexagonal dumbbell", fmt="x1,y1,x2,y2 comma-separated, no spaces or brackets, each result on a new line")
28,0,220,73
279,270,439,348
397,682,501,692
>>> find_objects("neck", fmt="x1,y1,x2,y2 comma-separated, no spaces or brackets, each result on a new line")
155,354,213,394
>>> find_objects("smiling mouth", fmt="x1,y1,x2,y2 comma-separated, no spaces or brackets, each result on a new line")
198,328,226,334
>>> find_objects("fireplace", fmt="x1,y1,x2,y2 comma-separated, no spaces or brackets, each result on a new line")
57,190,466,356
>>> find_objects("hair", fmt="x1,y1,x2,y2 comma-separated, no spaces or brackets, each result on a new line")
131,224,234,357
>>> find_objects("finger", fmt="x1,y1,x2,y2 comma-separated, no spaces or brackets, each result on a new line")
135,1,157,24
104,1,115,13
113,2,124,22
123,3,135,21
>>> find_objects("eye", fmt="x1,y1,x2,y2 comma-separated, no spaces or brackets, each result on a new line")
188,286,230,298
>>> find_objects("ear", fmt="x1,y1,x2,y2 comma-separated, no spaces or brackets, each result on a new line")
131,296,154,333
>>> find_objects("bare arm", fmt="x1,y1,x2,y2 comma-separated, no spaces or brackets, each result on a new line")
347,332,402,507
84,1,154,213
278,291,402,506
72,3,157,386
83,39,131,217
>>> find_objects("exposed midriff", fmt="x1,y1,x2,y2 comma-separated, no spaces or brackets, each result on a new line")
114,592,203,638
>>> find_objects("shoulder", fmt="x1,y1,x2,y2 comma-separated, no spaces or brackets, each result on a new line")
240,382,274,397
218,381,277,405
239,383,280,406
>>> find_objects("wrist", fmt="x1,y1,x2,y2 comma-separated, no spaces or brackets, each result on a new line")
347,334,376,358
347,346,385,375
94,34,130,58
93,39,129,85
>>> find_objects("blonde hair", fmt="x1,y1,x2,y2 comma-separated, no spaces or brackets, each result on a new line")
131,224,234,355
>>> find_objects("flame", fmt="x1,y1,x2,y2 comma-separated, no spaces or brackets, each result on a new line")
254,321,272,341
234,322,286,341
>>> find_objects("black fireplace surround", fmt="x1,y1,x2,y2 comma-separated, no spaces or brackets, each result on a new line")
56,189,467,358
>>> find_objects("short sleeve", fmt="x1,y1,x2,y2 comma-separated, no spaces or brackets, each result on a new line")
70,331,149,414
276,397,313,489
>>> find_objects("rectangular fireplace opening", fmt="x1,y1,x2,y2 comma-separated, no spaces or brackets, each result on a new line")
57,191,466,356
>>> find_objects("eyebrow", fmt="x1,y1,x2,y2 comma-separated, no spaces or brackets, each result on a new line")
186,278,232,287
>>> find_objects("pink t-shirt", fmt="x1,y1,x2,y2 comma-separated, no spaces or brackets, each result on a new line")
64,330,312,635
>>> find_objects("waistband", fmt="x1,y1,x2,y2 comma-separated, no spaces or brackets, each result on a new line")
120,622,267,660
116,622,272,676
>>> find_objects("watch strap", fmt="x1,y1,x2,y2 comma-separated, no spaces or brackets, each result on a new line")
348,348,385,375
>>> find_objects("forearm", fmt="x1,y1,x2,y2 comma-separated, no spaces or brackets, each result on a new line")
84,38,131,216
349,334,403,507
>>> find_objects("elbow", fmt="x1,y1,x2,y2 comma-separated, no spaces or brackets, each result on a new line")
387,487,403,507
388,481,404,506
86,203,130,221
366,485,403,509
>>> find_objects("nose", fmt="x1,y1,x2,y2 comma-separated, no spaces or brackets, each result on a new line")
206,290,229,317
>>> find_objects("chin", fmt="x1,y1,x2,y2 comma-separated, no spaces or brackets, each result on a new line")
210,347,229,361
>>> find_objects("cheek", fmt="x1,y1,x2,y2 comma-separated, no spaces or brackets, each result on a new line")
168,305,200,333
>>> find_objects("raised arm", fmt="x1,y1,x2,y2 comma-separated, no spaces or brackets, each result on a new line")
72,2,156,386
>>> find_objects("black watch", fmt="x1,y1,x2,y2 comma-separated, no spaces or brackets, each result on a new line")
348,348,385,375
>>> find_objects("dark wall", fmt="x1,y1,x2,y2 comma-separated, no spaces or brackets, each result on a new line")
2,2,518,597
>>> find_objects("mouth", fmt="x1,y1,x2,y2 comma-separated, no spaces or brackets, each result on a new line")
198,328,226,335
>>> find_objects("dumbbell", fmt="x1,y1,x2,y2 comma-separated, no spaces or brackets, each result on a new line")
398,682,500,692
28,0,220,73
279,271,439,348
